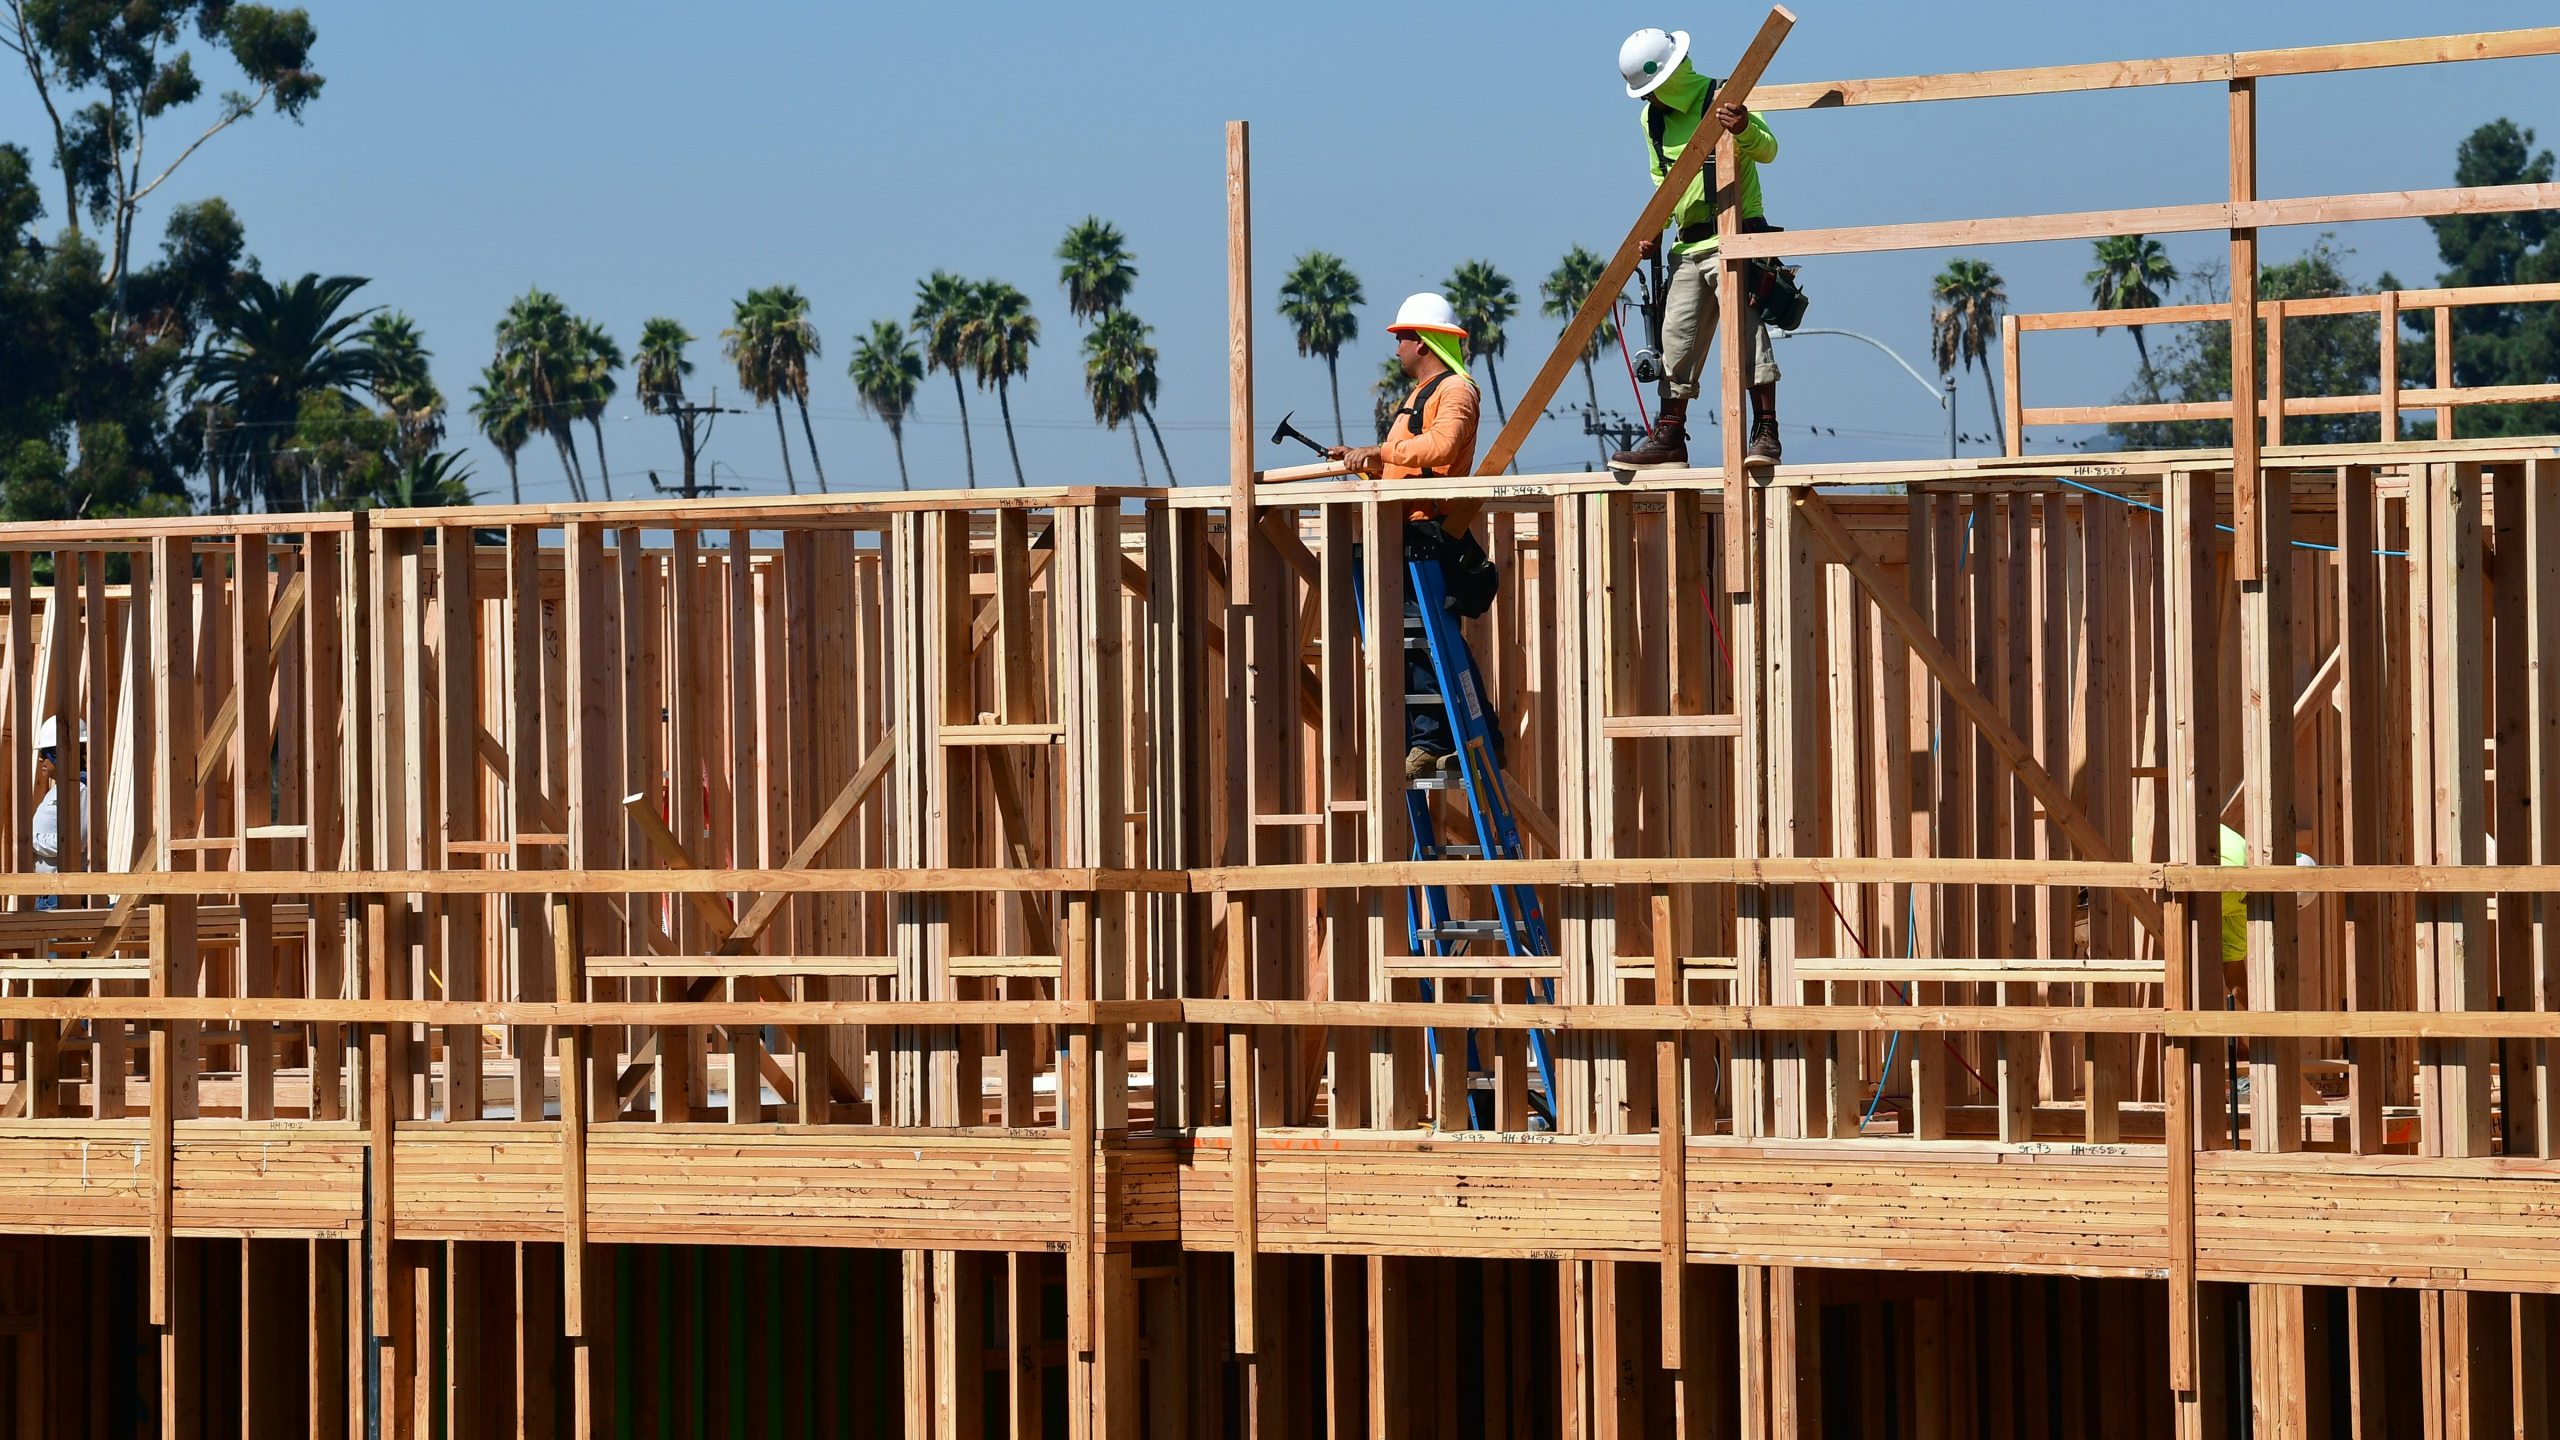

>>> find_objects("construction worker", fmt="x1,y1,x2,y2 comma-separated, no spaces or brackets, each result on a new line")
31,716,82,912
1325,293,1504,778
1610,26,1785,469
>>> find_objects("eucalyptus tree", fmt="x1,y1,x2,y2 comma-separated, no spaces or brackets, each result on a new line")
3,0,323,302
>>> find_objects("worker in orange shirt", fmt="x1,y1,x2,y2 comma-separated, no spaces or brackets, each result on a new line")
1327,294,1505,778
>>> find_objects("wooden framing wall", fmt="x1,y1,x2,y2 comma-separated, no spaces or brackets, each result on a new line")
2,19,2560,1440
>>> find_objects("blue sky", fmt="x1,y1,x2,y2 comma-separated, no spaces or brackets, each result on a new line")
6,1,2557,501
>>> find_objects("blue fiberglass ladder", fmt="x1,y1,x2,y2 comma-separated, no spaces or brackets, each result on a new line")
1360,554,1560,1131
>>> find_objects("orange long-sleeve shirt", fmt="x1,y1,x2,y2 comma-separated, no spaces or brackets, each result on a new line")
1380,371,1480,520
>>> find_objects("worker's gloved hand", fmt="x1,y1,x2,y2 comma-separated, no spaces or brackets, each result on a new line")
1713,99,1750,135
1326,445,1383,477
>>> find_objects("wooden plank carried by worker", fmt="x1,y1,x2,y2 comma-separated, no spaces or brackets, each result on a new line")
1453,7,1796,518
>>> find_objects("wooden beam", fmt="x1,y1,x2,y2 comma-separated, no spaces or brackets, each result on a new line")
1227,120,1257,601
1713,181,2560,263
191,570,306,793
722,725,899,948
1749,26,2560,111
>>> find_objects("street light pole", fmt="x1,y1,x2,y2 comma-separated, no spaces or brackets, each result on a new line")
1771,326,1955,457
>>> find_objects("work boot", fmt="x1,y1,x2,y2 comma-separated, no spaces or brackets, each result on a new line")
1405,746,1457,780
1748,415,1784,464
1610,399,1689,468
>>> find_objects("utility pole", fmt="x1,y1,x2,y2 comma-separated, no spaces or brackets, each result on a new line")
651,388,745,498
654,460,749,499
1576,402,1649,464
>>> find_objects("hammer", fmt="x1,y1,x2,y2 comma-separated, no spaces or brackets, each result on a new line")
1269,410,1331,458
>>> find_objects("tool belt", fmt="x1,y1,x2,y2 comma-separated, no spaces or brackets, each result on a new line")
1675,214,1778,246
1663,221,1811,334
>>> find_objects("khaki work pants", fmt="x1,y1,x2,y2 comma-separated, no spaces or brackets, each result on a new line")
1662,246,1780,401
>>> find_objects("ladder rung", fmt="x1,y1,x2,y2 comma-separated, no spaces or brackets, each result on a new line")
1414,919,1510,942
1403,692,1446,705
1422,844,1485,859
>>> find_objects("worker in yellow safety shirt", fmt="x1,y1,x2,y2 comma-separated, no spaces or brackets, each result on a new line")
1324,294,1505,779
2218,823,2317,989
1610,25,1786,470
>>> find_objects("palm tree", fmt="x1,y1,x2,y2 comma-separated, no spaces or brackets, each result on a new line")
363,312,445,466
469,364,534,505
962,279,1039,486
911,271,979,488
1372,355,1410,443
1084,313,1151,482
1278,251,1364,445
1083,309,1174,486
722,290,797,495
571,316,622,501
849,320,923,491
2087,234,2179,398
1541,247,1618,437
761,285,828,492
1931,258,2010,453
1057,217,1138,322
187,271,382,511
492,289,590,501
1445,259,1520,421
363,450,478,511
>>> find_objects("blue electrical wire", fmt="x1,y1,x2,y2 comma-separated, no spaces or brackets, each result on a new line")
2051,475,2408,558
1859,512,1975,1131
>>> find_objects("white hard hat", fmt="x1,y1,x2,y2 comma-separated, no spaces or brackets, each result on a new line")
1620,28,1691,99
33,715,83,751
1386,292,1466,338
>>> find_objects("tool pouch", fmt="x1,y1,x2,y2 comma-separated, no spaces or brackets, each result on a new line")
1750,258,1811,332
1439,528,1501,619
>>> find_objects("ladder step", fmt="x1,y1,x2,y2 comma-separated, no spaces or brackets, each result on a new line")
1403,692,1446,705
1414,919,1510,942
1422,843,1486,859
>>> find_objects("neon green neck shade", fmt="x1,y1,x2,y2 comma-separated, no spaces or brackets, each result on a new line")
1417,330,1472,385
